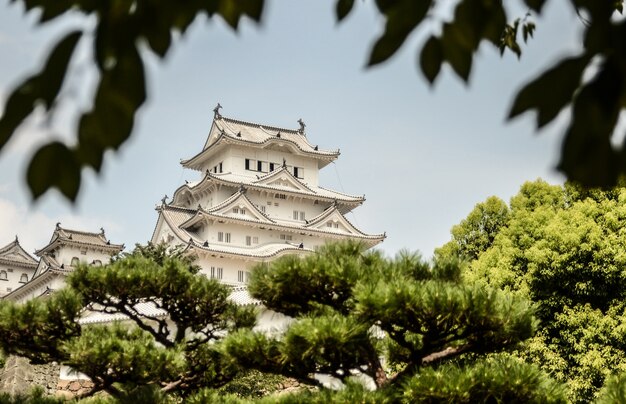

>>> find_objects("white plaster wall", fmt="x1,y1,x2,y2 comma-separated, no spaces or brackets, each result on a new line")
55,246,112,267
0,263,36,296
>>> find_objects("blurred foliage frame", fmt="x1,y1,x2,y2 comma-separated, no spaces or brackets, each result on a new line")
0,0,625,201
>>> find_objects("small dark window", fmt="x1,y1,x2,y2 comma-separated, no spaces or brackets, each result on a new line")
269,162,275,171
93,260,102,267
294,167,299,178
71,257,80,266
219,162,223,173
257,160,262,171
245,159,251,170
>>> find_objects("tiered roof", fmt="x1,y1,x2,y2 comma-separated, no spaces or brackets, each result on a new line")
35,223,124,256
172,168,364,212
0,237,38,269
181,113,340,171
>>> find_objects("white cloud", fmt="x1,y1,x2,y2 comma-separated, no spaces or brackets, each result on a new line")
0,196,122,256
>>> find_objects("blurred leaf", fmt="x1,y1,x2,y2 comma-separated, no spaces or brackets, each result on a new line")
419,36,443,83
441,24,473,81
336,0,355,22
524,0,547,13
558,58,623,187
26,141,81,200
0,78,37,153
368,0,432,66
509,55,591,128
216,0,265,29
38,30,81,109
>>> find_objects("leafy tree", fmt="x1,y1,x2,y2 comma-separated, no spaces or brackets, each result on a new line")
221,242,565,402
435,196,510,262
450,180,626,402
1,0,625,200
0,243,255,399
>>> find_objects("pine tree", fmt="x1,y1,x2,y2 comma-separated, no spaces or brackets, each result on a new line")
221,242,565,402
0,244,255,399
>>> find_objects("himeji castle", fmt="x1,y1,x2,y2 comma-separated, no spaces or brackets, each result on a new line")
151,105,385,285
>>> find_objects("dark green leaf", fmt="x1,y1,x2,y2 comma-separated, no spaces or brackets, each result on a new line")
509,55,591,128
524,0,547,13
441,25,473,82
336,0,355,22
26,141,81,200
367,0,431,66
38,30,81,109
0,78,37,153
216,0,265,29
420,36,443,84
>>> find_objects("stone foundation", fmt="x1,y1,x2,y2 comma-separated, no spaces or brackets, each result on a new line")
0,355,59,396
55,379,95,399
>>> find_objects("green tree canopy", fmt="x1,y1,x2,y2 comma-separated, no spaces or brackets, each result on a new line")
221,242,565,403
0,243,255,399
447,180,626,402
1,0,625,200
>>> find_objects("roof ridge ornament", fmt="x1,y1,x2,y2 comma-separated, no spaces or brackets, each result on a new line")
100,227,105,235
14,235,18,243
282,158,287,168
213,103,222,119
239,184,247,194
298,118,306,134
56,222,61,230
161,194,169,206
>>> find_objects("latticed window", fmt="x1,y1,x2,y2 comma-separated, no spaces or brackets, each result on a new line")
71,257,80,266
20,274,28,283
0,271,7,281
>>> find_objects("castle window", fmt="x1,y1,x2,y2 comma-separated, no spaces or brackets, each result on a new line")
233,208,239,214
219,162,223,173
93,260,102,267
293,167,304,179
0,271,7,281
275,194,286,199
80,249,87,255
253,236,259,244
327,222,333,228
19,274,28,283
245,271,251,283
269,162,275,171
334,223,339,229
71,257,80,266
225,233,231,243
218,232,223,242
279,234,293,241
246,236,252,246
6,287,11,292
300,211,306,221
210,267,223,280
7,268,13,272
293,211,305,220
238,270,245,282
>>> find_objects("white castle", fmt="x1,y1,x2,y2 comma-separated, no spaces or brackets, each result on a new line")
0,107,384,301
0,107,385,393
150,106,385,284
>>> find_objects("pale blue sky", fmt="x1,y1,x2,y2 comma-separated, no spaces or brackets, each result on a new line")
0,0,580,257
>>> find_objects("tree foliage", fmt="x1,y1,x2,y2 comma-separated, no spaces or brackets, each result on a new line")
446,180,626,402
1,0,625,200
221,242,565,402
0,243,255,399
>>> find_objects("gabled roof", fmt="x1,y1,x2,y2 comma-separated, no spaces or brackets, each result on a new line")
181,114,340,171
171,170,365,211
0,237,38,268
35,224,124,256
254,166,316,193
155,202,385,255
305,205,379,238
181,190,275,230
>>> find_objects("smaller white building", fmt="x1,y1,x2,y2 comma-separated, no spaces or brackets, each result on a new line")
3,224,124,303
0,237,38,297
